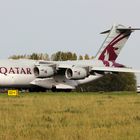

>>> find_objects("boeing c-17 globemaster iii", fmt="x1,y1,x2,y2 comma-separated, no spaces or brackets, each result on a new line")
0,24,140,92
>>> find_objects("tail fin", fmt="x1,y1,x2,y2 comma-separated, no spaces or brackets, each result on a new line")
95,24,140,61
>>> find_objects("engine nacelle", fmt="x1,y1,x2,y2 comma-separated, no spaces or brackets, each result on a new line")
65,67,88,80
34,66,54,78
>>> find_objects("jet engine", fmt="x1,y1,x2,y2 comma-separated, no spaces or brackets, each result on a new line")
65,67,88,80
34,66,54,78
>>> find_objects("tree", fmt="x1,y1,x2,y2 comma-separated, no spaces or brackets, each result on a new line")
79,55,83,60
53,51,62,61
76,73,136,92
84,54,90,60
72,53,77,60
9,53,50,60
42,53,49,60
51,51,78,61
29,53,39,60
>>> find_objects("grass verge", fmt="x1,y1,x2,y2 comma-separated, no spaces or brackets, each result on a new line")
0,92,140,140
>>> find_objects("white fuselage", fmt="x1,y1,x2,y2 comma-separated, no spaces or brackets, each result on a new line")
0,59,36,88
0,59,105,89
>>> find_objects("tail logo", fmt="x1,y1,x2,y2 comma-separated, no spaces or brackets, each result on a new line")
99,33,130,61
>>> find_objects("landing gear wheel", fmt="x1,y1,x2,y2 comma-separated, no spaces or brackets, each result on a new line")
51,86,57,92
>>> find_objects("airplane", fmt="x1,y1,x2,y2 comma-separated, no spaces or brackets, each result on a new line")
0,24,140,92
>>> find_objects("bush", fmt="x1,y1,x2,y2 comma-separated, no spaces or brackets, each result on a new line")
77,73,136,92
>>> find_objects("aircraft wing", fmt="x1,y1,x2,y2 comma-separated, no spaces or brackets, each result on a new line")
30,78,76,89
33,60,140,81
91,67,140,73
56,63,140,80
57,64,140,73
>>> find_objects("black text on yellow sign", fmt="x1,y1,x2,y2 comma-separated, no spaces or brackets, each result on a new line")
8,90,19,96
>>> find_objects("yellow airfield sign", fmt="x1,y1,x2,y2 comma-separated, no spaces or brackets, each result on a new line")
8,90,19,96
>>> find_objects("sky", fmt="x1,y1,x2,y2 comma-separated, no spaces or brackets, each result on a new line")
0,0,140,82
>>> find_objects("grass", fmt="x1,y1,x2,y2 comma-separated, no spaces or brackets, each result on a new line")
0,92,140,140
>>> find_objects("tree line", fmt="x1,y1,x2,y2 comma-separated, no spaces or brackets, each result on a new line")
9,52,136,92
9,52,94,61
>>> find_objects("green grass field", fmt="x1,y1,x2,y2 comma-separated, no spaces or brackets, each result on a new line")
0,92,140,140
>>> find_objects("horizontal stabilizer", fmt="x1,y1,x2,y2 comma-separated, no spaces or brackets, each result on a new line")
100,30,110,34
117,27,140,31
100,27,140,34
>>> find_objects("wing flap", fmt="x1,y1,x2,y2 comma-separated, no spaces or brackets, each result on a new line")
30,78,75,89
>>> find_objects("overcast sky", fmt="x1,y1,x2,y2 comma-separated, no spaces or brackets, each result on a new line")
0,0,140,72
